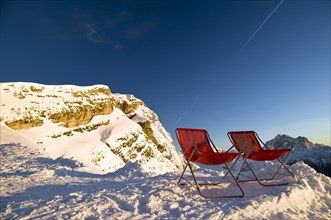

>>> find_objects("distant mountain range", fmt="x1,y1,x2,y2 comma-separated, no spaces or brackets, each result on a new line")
266,135,331,177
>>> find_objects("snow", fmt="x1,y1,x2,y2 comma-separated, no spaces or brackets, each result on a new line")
1,131,331,219
16,114,128,174
0,82,184,175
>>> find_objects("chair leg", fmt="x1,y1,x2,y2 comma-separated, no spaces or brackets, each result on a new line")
235,158,249,180
178,161,244,198
270,155,295,180
186,160,205,196
223,163,245,197
236,157,295,186
201,158,240,186
223,156,241,179
178,160,200,188
177,162,189,185
255,152,295,182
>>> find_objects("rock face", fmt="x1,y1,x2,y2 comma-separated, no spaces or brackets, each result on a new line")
266,135,331,177
0,82,184,174
1,83,113,129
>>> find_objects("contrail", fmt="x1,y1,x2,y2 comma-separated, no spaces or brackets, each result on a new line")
244,0,284,47
175,95,200,125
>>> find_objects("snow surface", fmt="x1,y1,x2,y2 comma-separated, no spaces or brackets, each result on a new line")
1,129,331,219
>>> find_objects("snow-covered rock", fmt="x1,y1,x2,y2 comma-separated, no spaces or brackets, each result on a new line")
266,135,331,177
0,82,184,174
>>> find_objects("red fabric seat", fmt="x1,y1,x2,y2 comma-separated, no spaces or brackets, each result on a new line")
195,152,239,165
176,128,214,162
176,128,244,198
176,128,241,165
227,131,296,186
248,149,291,161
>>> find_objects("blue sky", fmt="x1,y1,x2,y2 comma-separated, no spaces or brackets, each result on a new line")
1,0,330,148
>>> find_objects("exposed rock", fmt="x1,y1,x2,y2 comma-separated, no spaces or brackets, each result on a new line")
1,83,113,129
113,94,145,115
5,117,44,130
0,82,184,174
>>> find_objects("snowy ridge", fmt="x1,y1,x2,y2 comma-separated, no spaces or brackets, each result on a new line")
0,82,184,174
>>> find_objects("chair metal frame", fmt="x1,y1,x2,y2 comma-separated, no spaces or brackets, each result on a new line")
227,131,296,186
176,128,244,199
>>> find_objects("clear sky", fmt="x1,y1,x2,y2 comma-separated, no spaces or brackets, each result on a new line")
1,0,330,148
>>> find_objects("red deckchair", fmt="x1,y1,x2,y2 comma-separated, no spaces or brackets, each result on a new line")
227,131,296,186
176,128,244,198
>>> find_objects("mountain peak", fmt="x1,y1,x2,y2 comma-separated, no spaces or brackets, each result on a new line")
0,82,184,175
266,134,331,168
272,134,315,148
